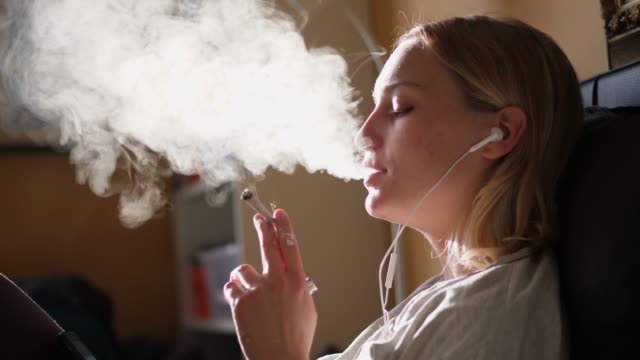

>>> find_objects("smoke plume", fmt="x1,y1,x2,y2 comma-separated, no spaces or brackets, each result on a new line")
1,0,366,227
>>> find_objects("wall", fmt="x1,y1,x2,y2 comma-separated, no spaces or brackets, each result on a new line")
373,0,506,54
372,0,609,293
0,152,178,340
505,0,608,80
374,0,607,81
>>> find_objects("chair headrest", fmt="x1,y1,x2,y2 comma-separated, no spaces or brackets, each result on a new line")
557,106,640,358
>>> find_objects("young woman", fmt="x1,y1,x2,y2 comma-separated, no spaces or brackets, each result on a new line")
224,15,583,359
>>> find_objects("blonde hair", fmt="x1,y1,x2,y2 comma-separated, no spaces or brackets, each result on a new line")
398,16,583,272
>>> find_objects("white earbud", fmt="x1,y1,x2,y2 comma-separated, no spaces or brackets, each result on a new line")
468,127,504,153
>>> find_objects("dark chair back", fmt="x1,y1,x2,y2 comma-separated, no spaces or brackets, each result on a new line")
557,60,640,359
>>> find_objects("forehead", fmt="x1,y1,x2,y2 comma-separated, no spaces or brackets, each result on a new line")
373,40,450,99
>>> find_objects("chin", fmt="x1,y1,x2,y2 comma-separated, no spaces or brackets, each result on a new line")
364,191,393,222
365,188,418,225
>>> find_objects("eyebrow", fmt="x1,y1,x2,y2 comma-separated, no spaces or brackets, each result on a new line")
372,81,423,102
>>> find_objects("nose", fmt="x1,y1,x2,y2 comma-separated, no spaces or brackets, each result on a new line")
354,109,382,151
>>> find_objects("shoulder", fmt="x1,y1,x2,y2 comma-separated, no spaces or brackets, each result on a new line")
399,248,566,359
398,247,558,319
464,247,559,298
413,247,558,305
438,247,563,324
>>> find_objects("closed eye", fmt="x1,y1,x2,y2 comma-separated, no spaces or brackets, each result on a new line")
390,106,414,118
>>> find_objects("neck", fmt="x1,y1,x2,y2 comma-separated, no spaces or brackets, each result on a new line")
420,232,477,279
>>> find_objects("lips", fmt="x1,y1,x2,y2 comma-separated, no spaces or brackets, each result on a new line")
364,170,386,188
362,159,387,173
362,158,387,187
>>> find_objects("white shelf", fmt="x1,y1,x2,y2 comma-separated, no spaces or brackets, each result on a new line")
173,181,245,335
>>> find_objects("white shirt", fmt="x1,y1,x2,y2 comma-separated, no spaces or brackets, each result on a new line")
319,247,567,359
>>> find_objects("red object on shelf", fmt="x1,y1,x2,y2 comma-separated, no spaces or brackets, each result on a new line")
191,263,211,319
186,174,201,184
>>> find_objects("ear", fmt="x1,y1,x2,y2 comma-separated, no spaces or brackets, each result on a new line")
481,106,527,160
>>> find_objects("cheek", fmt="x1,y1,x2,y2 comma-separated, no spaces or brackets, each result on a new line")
396,112,443,154
391,136,435,195
396,126,438,168
394,129,457,201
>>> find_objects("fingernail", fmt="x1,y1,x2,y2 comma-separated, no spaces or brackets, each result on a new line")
275,209,287,222
253,214,266,227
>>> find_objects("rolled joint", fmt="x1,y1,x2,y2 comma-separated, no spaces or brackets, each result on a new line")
241,189,274,222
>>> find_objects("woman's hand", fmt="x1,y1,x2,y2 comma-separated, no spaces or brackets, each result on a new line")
224,209,317,360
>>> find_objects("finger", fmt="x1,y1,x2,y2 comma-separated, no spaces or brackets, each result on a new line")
223,281,244,307
254,214,284,276
274,209,305,280
230,264,262,291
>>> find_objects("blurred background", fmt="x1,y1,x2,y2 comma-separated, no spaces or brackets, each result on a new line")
0,0,611,359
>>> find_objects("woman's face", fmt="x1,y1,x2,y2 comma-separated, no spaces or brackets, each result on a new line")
356,40,495,237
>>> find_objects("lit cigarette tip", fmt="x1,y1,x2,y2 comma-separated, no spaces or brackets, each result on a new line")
241,188,274,222
241,189,254,201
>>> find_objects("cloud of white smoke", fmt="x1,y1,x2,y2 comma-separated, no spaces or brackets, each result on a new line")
1,0,366,227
